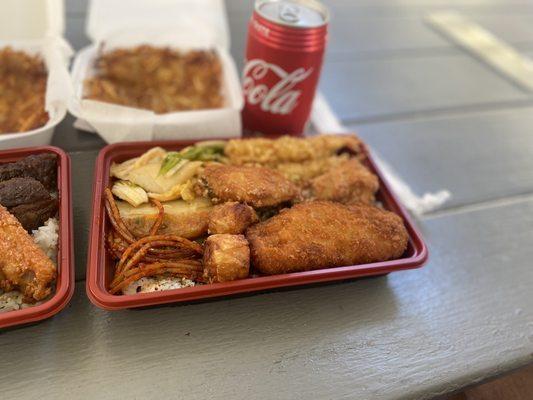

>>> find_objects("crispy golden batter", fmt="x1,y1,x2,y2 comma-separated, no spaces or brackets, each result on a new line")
310,158,379,204
199,164,300,208
203,234,250,283
246,201,408,275
0,47,48,134
208,202,259,235
0,205,56,301
84,46,223,113
224,134,364,166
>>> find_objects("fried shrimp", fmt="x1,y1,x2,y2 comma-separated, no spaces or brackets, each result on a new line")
224,134,364,166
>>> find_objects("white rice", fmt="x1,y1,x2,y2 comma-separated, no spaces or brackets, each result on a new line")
32,217,59,264
123,276,196,295
0,217,59,313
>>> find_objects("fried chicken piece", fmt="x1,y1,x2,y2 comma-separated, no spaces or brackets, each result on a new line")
199,164,300,208
9,198,58,233
246,201,408,275
310,158,379,204
224,134,364,166
203,234,250,283
208,202,259,235
0,47,48,133
0,205,56,302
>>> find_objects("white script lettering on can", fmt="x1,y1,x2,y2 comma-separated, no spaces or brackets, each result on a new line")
243,59,313,115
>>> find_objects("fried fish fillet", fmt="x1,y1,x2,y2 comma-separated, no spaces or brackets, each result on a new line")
310,158,379,204
199,164,300,208
0,205,56,301
246,201,408,275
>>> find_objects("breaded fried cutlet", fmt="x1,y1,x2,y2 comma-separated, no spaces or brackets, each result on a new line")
246,201,408,275
0,205,56,302
310,158,379,204
199,164,300,208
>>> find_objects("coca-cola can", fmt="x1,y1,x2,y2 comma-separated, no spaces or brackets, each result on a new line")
242,0,329,137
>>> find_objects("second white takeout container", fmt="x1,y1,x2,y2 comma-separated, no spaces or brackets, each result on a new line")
0,0,72,150
68,0,243,144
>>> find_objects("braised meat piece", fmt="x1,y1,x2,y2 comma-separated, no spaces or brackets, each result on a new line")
0,177,51,207
0,177,58,231
9,198,58,232
0,153,57,190
208,202,258,235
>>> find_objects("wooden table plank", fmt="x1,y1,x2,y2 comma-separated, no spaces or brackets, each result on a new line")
228,0,533,19
320,53,532,124
350,106,533,210
1,197,532,400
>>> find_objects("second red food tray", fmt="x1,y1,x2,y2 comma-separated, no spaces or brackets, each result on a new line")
87,138,428,310
0,146,74,329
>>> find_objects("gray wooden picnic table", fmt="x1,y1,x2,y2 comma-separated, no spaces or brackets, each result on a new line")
2,1,533,399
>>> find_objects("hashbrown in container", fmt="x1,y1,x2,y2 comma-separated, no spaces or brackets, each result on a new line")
0,146,74,329
87,137,427,310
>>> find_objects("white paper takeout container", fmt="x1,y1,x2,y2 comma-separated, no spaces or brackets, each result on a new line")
0,0,72,149
68,0,243,144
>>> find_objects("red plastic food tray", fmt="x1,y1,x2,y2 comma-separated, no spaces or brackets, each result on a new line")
0,146,74,329
87,139,428,310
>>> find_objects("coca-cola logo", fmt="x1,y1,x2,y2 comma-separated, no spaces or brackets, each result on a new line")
243,59,313,115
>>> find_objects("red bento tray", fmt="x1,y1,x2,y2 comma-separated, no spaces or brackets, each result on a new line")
0,146,74,329
87,138,428,310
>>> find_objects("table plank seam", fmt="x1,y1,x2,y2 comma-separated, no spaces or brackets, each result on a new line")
341,97,533,126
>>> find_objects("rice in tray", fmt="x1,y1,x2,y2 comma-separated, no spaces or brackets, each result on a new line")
123,276,195,295
0,217,59,313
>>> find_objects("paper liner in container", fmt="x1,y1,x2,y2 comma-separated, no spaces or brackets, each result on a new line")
0,0,72,149
69,0,243,143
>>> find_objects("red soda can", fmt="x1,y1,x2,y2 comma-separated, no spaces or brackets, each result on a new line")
242,0,329,137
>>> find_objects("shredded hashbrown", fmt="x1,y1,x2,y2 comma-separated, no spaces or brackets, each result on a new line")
84,45,224,113
0,47,48,134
